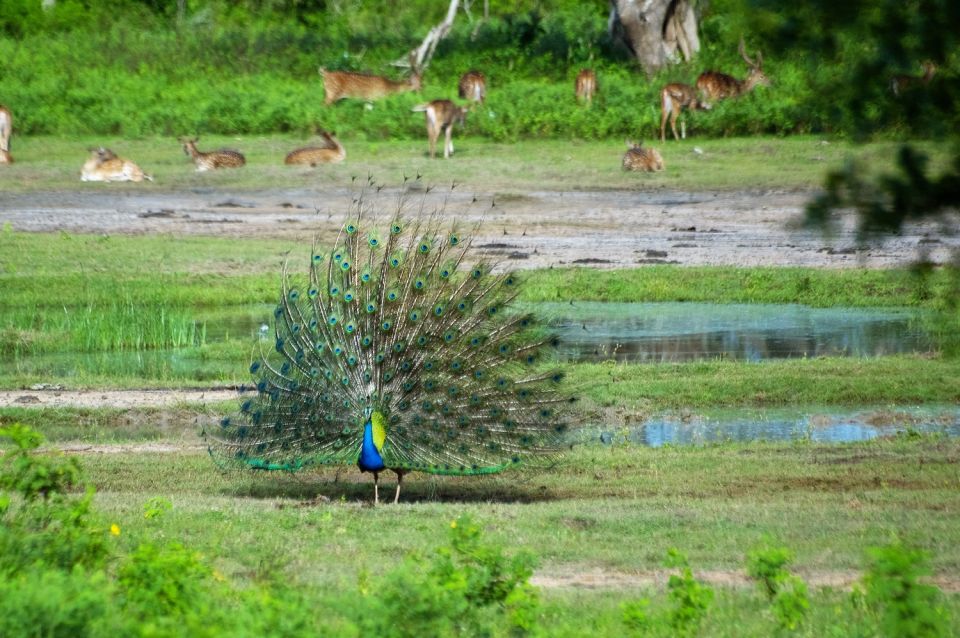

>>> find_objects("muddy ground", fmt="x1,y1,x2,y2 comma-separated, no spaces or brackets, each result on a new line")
2,186,956,268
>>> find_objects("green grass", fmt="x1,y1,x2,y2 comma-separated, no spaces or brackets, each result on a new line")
71,438,960,630
0,136,954,193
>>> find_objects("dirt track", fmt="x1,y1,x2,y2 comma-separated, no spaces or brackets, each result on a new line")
2,186,956,268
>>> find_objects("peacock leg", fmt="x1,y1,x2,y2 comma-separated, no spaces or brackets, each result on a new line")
373,471,380,505
393,471,404,504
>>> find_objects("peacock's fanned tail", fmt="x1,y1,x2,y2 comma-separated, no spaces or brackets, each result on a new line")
206,194,574,476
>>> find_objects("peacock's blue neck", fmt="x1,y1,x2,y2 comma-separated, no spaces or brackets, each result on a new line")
358,420,386,472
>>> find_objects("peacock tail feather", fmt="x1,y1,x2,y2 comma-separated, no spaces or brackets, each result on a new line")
206,191,575,477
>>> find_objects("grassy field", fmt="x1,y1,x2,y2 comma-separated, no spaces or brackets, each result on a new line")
38,437,960,635
0,135,954,193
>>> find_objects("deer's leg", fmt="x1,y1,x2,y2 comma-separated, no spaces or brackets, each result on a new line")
660,94,671,143
444,125,454,158
671,103,683,141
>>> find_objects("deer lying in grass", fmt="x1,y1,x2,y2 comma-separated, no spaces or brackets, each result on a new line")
319,60,422,105
458,70,486,104
0,105,12,164
622,140,664,173
660,83,711,142
890,61,937,96
696,38,769,102
575,69,597,104
412,100,468,159
284,131,345,166
80,147,153,182
180,137,245,171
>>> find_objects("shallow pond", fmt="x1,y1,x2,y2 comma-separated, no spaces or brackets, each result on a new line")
574,405,960,447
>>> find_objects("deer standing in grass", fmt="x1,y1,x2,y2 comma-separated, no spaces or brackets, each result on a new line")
81,147,152,182
412,100,468,159
696,38,769,102
180,137,245,171
890,61,937,96
622,140,664,173
575,69,597,104
660,83,711,142
284,131,346,166
0,105,12,164
458,70,486,104
319,57,422,105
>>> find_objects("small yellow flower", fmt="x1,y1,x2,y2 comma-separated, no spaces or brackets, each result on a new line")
450,520,457,529
212,569,226,582
110,523,121,536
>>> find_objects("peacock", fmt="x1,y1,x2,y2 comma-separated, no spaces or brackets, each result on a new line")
206,191,575,503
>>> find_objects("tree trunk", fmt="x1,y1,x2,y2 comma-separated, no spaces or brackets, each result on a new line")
403,0,461,72
609,0,700,74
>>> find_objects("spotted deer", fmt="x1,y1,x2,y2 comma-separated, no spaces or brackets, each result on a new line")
180,137,246,171
660,83,711,142
284,130,346,166
80,147,152,182
622,140,664,173
696,38,769,102
412,100,468,159
0,105,12,164
890,61,937,96
458,70,486,104
319,56,423,105
575,69,597,104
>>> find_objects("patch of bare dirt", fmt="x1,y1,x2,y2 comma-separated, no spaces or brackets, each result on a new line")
531,567,960,592
2,187,956,268
0,388,237,409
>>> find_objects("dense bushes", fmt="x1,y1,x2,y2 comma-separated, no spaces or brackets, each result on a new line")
1,1,954,139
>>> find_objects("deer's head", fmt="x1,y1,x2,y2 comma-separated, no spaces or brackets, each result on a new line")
739,38,770,90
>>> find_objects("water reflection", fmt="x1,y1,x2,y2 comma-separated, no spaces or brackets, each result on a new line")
541,302,930,362
576,407,960,447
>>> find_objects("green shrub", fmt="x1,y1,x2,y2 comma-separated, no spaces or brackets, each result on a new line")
864,541,951,638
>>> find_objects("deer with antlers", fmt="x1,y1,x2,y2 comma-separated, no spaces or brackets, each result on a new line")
180,138,246,171
890,61,937,96
622,140,664,173
458,70,486,104
660,83,711,142
575,69,597,104
696,38,769,102
320,56,423,105
284,131,346,166
0,105,12,164
412,99,468,159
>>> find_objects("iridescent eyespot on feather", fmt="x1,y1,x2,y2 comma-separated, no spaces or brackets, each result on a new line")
345,322,356,334
440,269,451,278
393,341,405,353
312,253,324,263
383,371,394,382
314,342,325,352
333,252,344,262
375,353,385,363
341,376,350,386
330,286,340,297
340,261,350,271
504,276,516,286
472,267,483,279
308,288,318,298
409,309,421,322
280,362,291,374
361,336,372,347
361,271,372,283
328,316,338,326
450,360,462,371
275,337,285,352
381,320,392,331
249,361,261,373
413,277,426,290
487,305,498,316
333,345,344,356
390,256,401,268
274,306,283,318
343,290,355,302
345,224,357,234
366,303,377,314
456,300,469,312
443,330,456,343
347,356,358,366
368,237,379,247
386,290,398,302
474,369,485,379
449,234,460,246
418,240,431,254
391,223,402,235
288,289,299,300
433,304,445,317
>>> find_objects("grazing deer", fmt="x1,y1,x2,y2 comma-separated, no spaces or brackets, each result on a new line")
696,38,769,101
80,147,153,182
412,100,468,159
284,130,346,166
660,83,711,142
458,70,486,103
319,59,422,105
575,69,597,104
890,61,938,96
179,137,246,171
0,105,12,164
622,140,665,173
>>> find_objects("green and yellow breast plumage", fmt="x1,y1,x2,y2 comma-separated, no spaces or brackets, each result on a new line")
206,194,574,501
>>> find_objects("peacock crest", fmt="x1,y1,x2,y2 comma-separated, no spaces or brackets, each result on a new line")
206,189,575,502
